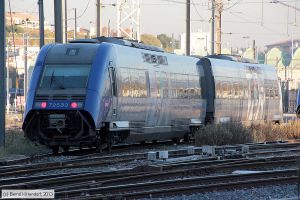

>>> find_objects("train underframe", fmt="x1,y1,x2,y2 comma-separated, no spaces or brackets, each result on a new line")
23,110,132,154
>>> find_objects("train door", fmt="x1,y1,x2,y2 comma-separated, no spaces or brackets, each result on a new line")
246,67,263,121
146,70,166,128
155,71,169,126
108,61,117,120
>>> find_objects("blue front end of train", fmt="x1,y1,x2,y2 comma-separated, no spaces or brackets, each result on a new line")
22,42,114,149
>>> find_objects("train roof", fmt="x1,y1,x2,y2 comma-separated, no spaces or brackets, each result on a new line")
69,36,165,53
205,54,258,64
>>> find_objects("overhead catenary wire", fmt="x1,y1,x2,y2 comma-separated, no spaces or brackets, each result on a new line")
67,0,91,21
191,0,205,21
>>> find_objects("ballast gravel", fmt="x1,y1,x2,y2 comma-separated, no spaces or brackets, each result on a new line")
140,184,298,200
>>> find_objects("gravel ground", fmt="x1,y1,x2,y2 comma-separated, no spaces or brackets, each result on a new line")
140,184,299,200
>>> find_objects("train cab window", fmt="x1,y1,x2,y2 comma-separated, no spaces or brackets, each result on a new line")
39,64,91,89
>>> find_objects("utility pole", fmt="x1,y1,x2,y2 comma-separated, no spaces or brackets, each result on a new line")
215,0,223,54
54,0,66,43
6,41,10,113
252,40,256,60
96,0,102,37
172,33,175,53
0,0,6,147
65,0,68,42
211,0,215,55
38,0,45,48
24,33,28,102
73,8,77,39
186,0,190,56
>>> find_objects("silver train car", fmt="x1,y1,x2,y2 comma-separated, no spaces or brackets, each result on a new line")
201,55,283,124
22,37,283,153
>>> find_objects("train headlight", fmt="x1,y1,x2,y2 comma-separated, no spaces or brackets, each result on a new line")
70,102,78,108
70,102,83,109
34,102,47,109
41,102,47,108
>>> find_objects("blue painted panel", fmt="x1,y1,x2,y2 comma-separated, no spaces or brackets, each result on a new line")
24,44,53,117
84,43,113,128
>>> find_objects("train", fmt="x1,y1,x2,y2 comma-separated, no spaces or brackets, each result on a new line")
297,88,300,117
22,37,283,154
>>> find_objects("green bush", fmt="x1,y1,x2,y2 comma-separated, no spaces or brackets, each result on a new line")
0,129,47,159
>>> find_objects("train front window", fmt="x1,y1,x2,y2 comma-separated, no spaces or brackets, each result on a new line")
39,64,91,89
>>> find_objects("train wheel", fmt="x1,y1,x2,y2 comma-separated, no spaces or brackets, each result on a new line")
62,146,69,152
51,146,59,155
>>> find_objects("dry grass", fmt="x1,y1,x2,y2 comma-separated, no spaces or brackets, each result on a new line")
195,123,253,146
195,121,300,146
250,121,300,142
5,113,23,129
0,129,48,159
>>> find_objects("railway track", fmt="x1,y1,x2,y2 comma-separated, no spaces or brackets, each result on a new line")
2,140,300,166
2,155,298,191
56,169,297,199
2,141,300,179
2,140,300,199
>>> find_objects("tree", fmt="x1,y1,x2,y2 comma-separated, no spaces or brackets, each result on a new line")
157,34,180,52
5,25,25,34
157,34,172,49
141,34,162,47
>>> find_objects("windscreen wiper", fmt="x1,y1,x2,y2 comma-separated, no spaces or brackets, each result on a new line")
49,71,65,89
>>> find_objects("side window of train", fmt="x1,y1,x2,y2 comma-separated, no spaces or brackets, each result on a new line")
119,68,131,97
133,69,147,98
269,82,274,98
222,81,228,98
215,80,222,99
169,73,177,98
274,81,279,98
138,70,148,98
131,70,140,97
155,71,169,99
188,75,200,99
108,66,117,96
